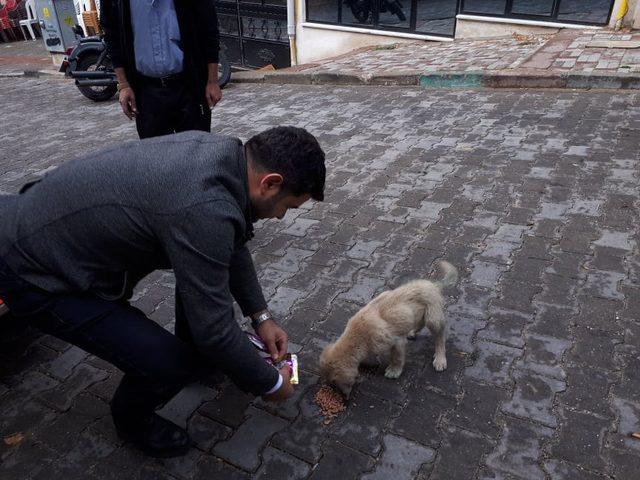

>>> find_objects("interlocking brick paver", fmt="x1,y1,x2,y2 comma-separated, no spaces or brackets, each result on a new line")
39,364,109,412
517,333,571,380
485,416,554,480
477,311,528,348
213,406,288,471
157,383,218,429
199,382,254,428
270,384,332,464
333,391,402,456
361,434,435,480
501,368,565,428
544,459,607,480
429,427,495,480
2,80,640,479
549,408,611,473
448,379,509,438
307,441,374,480
464,341,522,388
391,385,453,446
252,447,312,480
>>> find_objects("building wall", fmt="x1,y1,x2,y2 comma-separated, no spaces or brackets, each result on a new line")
296,25,421,65
295,0,431,64
455,19,560,39
294,0,637,66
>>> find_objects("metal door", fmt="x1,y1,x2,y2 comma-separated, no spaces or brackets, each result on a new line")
215,0,291,69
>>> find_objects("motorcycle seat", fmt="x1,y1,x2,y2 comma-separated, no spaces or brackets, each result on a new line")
79,36,101,43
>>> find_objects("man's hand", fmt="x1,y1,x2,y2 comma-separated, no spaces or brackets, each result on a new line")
205,82,222,109
206,62,222,109
119,87,138,120
262,365,294,403
255,318,288,362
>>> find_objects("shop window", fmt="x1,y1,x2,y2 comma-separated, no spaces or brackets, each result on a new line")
306,0,459,37
511,0,554,16
307,0,340,23
557,0,613,24
415,0,457,36
460,0,614,25
461,0,507,15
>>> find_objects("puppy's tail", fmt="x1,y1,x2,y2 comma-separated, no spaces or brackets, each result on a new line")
434,261,458,289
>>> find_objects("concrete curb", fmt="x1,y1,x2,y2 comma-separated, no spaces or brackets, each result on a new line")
0,69,64,79
4,67,638,90
233,69,640,90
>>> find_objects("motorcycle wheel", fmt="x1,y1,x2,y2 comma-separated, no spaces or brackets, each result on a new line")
76,53,118,102
218,50,231,89
349,0,371,23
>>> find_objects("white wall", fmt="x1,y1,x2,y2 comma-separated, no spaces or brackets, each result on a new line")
455,18,560,39
296,25,419,65
293,0,636,66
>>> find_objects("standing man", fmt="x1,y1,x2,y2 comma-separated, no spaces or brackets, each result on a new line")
100,0,222,138
0,127,326,458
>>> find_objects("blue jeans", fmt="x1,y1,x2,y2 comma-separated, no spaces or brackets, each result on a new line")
0,257,203,421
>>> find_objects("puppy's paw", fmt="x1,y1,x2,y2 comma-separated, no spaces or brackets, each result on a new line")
407,330,417,340
433,356,447,372
384,365,403,378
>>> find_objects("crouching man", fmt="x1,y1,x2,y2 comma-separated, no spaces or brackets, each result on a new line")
0,126,326,457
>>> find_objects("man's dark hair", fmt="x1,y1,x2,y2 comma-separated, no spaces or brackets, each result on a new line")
246,126,326,201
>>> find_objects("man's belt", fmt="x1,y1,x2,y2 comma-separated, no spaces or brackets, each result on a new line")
137,72,185,88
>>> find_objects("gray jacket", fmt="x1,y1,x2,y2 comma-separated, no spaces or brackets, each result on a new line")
0,131,278,395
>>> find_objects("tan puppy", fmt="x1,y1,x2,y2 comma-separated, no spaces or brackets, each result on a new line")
319,261,458,398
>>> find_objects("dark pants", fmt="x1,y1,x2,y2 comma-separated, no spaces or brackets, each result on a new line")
134,79,211,140
0,258,203,422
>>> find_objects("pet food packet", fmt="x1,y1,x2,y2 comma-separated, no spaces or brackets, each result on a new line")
245,332,299,385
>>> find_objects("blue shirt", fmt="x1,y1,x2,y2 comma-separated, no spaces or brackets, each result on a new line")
130,0,184,78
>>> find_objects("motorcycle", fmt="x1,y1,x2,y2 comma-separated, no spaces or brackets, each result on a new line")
60,26,232,102
344,0,407,23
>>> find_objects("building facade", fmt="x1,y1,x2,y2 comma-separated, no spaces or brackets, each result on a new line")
212,0,639,68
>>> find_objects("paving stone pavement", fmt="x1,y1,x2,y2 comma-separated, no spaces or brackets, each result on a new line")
1,77,640,479
291,29,640,76
0,40,53,75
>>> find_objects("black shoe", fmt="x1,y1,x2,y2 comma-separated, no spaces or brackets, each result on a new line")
113,412,191,458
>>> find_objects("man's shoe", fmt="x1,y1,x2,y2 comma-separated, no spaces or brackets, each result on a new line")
113,412,191,458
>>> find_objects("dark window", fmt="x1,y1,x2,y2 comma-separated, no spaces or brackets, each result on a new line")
378,0,410,29
461,0,506,15
511,0,555,16
306,0,459,37
415,0,457,36
307,0,340,23
460,0,614,25
557,0,613,24
342,0,375,26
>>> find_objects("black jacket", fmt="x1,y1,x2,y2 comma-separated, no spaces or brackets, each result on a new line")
100,0,219,98
0,132,278,395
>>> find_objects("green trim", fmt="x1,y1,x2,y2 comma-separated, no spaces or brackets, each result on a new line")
420,73,483,88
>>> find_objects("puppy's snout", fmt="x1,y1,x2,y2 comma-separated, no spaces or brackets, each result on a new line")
335,381,353,400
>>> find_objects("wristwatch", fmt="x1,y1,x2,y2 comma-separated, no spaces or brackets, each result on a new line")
252,311,273,330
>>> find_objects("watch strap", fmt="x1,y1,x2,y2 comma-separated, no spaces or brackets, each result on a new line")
252,311,273,329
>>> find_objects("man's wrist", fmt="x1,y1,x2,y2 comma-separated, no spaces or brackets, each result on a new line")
251,310,273,330
264,373,283,395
